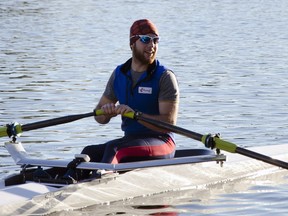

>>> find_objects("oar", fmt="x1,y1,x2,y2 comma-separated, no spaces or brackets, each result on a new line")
0,110,104,138
122,111,288,170
2,109,288,170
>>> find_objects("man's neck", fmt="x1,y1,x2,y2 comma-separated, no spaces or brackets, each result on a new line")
131,58,148,73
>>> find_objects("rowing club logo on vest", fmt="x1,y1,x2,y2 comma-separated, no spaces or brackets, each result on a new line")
138,87,152,94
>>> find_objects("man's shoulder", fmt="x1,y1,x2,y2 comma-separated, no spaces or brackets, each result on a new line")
161,69,177,80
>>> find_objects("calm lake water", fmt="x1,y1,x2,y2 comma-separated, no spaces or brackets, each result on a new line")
1,0,288,215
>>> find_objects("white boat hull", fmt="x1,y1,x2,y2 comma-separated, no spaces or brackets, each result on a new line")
0,143,287,215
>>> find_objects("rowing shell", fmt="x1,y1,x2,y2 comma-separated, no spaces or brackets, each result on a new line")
0,142,287,215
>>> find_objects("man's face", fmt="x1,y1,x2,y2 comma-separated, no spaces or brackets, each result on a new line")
131,34,159,65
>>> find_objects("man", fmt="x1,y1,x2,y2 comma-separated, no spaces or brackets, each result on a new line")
82,19,179,165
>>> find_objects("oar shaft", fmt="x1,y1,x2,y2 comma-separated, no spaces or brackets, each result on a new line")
135,115,203,141
236,146,288,169
1,110,105,138
0,126,8,138
21,112,94,132
124,112,288,170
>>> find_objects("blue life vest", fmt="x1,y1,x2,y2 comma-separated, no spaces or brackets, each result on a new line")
114,58,167,136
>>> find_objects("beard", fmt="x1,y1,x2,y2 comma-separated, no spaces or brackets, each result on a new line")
133,43,156,65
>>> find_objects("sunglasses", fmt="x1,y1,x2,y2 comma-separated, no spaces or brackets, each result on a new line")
131,35,160,44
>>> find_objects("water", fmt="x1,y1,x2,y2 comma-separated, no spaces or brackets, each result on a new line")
1,0,288,215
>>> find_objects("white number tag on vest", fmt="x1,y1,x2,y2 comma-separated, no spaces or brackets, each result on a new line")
138,87,152,94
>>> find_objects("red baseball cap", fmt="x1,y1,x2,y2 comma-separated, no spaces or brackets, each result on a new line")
130,19,159,45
